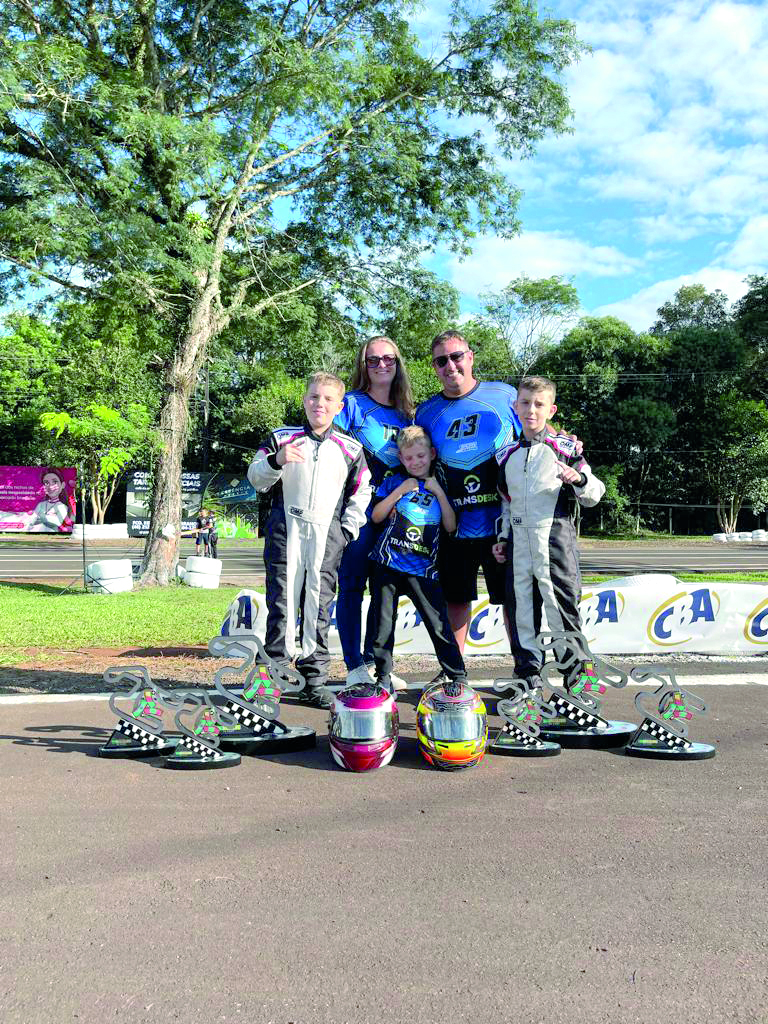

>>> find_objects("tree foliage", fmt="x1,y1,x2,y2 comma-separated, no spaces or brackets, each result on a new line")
40,402,157,524
479,273,580,375
1,0,583,582
650,283,730,335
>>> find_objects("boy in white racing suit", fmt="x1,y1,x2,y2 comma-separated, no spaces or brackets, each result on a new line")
493,376,604,688
248,372,371,705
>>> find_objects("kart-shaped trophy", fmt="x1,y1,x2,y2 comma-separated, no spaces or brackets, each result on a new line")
98,667,181,758
163,690,241,769
624,669,715,760
535,630,637,748
489,680,561,757
207,634,316,755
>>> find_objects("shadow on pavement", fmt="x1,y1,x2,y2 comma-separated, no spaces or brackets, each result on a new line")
0,723,112,756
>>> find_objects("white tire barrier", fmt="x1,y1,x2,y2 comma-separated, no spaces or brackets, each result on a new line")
87,575,134,595
726,533,740,542
712,533,728,543
86,559,134,581
752,530,767,543
738,531,752,542
185,556,222,589
185,556,222,575
186,570,220,589
604,573,680,588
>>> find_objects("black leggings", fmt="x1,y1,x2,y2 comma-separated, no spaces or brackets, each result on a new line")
369,563,466,683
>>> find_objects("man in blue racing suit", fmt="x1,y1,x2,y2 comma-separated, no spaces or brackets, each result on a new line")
416,331,521,656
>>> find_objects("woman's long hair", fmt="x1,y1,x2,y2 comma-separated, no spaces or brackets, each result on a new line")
350,336,415,420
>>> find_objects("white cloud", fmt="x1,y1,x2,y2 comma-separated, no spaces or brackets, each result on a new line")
534,1,768,242
716,215,768,270
592,268,753,331
442,233,641,296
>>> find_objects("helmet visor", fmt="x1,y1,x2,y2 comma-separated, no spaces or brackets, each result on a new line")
331,706,396,742
420,710,484,742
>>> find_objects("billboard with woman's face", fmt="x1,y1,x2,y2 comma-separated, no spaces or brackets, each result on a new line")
0,466,77,534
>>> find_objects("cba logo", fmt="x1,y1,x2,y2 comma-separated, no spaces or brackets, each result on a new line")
221,591,262,636
464,474,481,494
647,588,719,647
579,589,624,634
744,597,768,645
405,526,421,543
466,598,506,649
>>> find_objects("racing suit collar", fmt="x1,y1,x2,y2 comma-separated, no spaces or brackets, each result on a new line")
303,421,334,443
520,426,551,446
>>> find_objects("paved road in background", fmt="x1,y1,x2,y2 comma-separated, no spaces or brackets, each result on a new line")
2,686,766,1024
2,539,768,581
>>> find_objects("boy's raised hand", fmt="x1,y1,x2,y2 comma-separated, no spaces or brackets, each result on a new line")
423,476,443,496
397,478,420,496
276,440,306,466
555,460,582,484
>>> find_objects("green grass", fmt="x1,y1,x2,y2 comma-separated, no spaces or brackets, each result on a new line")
0,581,238,650
583,573,768,585
1,571,765,657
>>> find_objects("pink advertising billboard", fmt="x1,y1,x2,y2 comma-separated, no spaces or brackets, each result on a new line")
0,466,77,534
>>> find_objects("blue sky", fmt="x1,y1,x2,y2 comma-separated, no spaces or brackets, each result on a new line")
416,0,768,331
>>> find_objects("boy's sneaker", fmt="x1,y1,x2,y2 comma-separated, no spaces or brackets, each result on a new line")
389,672,408,692
429,671,450,686
345,664,375,687
521,676,544,702
299,685,332,709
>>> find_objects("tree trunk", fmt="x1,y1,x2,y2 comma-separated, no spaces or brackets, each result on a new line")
140,286,219,585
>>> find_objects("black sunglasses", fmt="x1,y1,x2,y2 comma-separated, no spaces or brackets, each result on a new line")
433,350,469,368
366,354,397,367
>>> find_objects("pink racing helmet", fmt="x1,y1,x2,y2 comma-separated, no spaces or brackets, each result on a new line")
329,682,399,772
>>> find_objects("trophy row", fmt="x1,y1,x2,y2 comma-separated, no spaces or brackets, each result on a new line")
98,628,715,771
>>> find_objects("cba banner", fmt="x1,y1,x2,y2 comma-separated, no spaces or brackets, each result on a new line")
220,579,768,656
0,466,77,534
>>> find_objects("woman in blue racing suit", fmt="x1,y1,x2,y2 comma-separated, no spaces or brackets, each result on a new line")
335,336,415,685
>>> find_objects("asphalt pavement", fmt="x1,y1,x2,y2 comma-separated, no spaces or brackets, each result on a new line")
2,685,766,1024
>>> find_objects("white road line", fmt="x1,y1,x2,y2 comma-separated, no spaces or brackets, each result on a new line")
3,675,766,704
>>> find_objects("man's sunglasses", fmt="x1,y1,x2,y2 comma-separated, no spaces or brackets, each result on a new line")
365,354,397,367
433,350,468,369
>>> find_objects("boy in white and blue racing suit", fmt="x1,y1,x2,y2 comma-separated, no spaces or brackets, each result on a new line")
368,426,466,691
248,372,371,705
493,377,604,686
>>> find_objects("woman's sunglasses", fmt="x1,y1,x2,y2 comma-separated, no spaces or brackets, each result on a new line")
433,350,468,368
365,354,397,368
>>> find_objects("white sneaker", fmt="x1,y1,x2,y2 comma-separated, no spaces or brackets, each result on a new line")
389,672,408,692
345,664,375,686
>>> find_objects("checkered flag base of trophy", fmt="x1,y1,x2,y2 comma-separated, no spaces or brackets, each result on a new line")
98,667,183,759
490,630,637,751
207,634,316,755
624,670,715,760
489,681,562,757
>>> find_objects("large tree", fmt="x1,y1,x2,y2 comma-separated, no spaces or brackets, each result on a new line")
479,273,580,376
1,0,582,582
650,283,730,335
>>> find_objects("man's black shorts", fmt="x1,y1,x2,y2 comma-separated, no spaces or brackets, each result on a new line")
437,534,506,605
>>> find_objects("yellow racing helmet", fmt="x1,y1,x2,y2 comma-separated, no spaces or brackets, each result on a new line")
416,680,488,770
